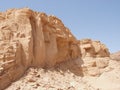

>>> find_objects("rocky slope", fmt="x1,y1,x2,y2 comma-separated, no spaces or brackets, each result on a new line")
111,51,120,61
0,8,120,90
5,58,120,90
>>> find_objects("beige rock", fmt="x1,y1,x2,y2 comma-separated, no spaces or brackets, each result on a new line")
1,8,119,90
96,58,109,68
79,39,110,58
78,39,110,76
0,8,80,89
81,57,110,76
87,67,100,76
110,51,120,61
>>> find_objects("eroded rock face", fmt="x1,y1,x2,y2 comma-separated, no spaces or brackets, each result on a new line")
0,8,81,89
0,8,111,90
79,39,110,76
79,39,110,58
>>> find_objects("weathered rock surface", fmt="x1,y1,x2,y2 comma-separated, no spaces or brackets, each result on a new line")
111,51,120,61
78,39,110,76
0,8,81,90
0,8,120,90
79,39,110,58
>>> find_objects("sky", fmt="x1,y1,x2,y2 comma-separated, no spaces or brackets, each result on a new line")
0,0,120,53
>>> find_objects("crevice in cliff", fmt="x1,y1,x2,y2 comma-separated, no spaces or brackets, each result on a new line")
29,14,46,67
29,16,36,67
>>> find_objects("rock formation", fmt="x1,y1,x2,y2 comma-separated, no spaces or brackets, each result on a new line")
79,39,110,58
0,8,120,90
79,39,110,76
0,8,81,90
110,51,120,61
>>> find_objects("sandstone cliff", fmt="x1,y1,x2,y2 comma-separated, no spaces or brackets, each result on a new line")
0,8,81,89
0,8,119,90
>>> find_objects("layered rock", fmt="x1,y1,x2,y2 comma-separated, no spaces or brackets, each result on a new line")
0,8,80,90
79,39,110,58
0,8,111,90
79,39,110,76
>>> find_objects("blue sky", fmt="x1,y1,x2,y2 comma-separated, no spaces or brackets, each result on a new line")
0,0,120,53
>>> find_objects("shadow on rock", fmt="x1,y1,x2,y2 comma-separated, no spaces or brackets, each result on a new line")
43,58,84,77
